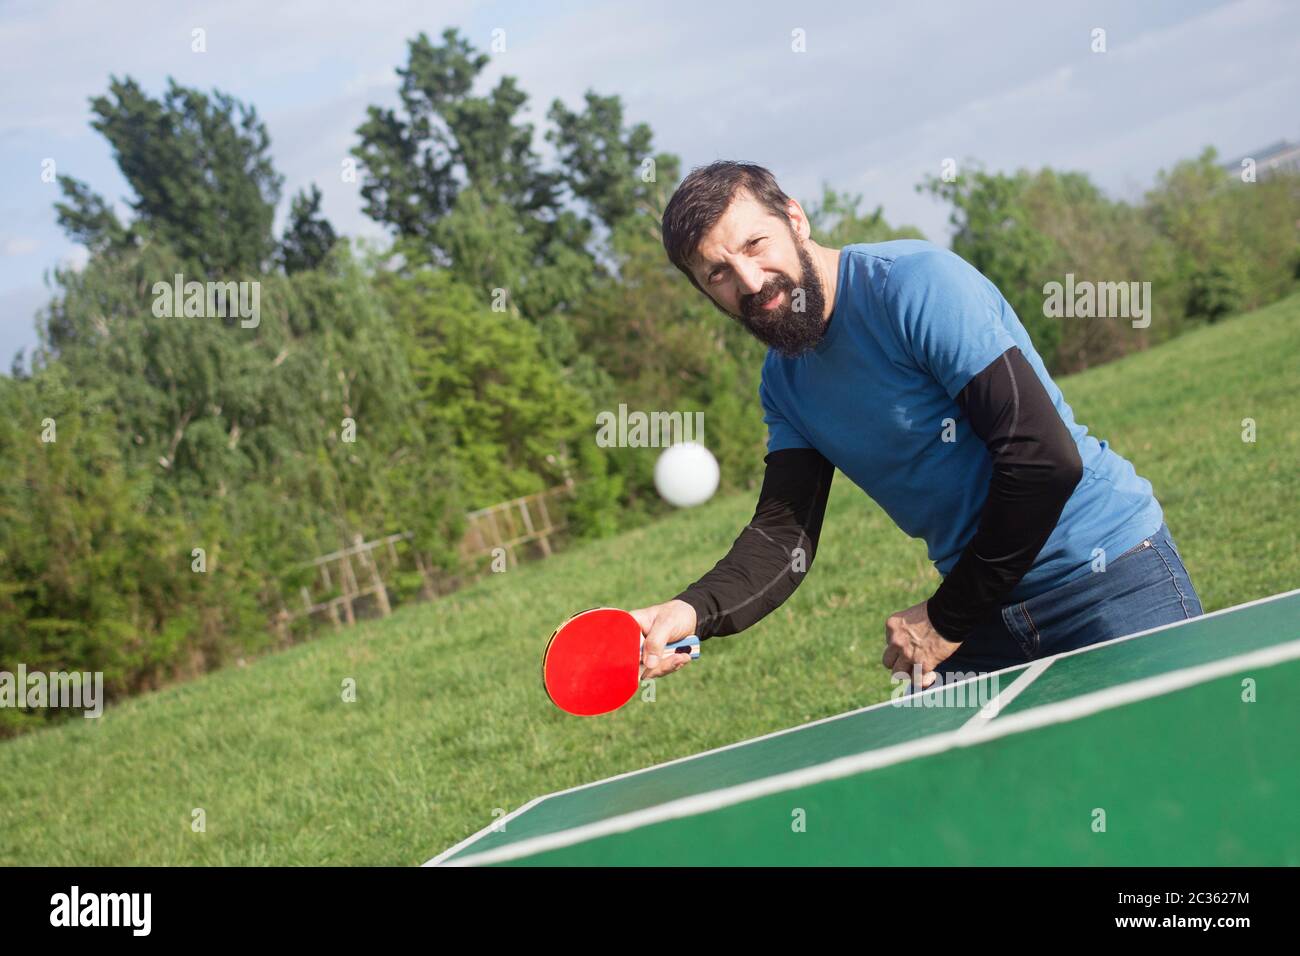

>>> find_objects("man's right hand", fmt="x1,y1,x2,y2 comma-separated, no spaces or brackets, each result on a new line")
629,600,699,680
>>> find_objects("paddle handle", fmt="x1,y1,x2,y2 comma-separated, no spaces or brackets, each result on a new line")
638,635,701,661
663,635,701,660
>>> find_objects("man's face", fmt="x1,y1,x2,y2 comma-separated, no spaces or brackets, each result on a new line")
688,192,828,357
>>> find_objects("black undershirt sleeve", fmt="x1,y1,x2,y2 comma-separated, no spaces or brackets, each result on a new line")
672,447,835,639
925,346,1084,642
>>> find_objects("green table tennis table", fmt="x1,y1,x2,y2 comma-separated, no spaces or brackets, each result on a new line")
428,589,1300,866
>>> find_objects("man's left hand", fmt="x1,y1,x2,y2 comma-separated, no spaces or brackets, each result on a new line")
882,601,962,689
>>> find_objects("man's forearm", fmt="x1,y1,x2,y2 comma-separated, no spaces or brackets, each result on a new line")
927,347,1084,641
674,448,834,639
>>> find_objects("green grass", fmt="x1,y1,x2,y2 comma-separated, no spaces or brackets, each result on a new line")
1,296,1296,865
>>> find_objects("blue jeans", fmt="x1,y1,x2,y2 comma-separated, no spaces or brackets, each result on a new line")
932,522,1203,682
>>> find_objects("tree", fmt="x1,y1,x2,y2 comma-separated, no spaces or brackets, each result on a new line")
376,266,589,509
52,177,129,255
1145,147,1300,324
279,184,338,274
0,364,237,733
546,91,679,233
54,75,283,276
806,184,926,247
352,29,601,322
352,29,559,244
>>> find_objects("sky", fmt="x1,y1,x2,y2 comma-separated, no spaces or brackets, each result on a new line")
2,0,1297,369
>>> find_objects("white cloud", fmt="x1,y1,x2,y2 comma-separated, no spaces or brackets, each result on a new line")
2,237,40,256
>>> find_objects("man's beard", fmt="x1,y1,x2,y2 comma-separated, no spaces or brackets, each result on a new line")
733,242,828,358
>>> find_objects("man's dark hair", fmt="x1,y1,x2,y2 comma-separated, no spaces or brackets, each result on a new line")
661,161,792,292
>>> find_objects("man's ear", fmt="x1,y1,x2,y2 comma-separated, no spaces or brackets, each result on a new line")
785,198,810,240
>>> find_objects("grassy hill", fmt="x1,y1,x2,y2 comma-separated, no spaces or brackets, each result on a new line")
1,294,1296,865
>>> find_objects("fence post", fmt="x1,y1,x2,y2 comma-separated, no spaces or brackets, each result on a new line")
340,551,357,625
356,533,391,617
521,496,551,557
413,550,437,600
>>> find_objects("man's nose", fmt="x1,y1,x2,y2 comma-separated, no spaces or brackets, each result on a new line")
734,260,766,296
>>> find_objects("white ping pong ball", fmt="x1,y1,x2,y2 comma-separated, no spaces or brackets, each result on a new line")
654,442,720,508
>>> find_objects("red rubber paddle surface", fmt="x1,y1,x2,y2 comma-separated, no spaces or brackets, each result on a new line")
542,608,643,716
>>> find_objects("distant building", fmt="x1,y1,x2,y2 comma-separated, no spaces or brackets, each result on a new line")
1221,139,1300,181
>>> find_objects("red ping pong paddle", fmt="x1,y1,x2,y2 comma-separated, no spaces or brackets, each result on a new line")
542,607,700,716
